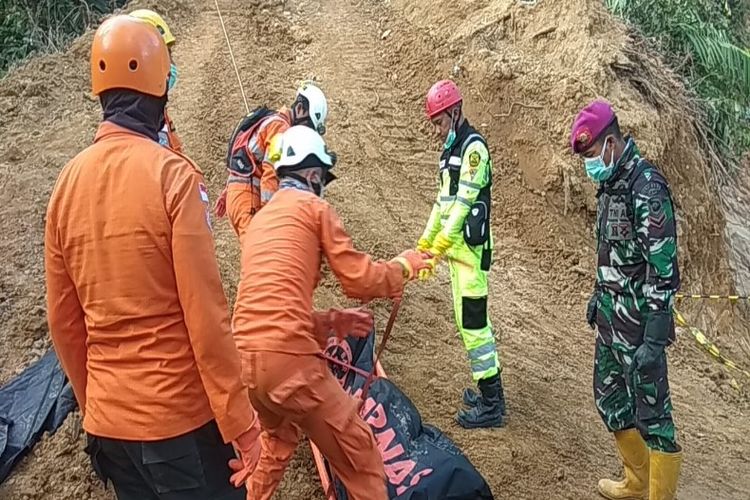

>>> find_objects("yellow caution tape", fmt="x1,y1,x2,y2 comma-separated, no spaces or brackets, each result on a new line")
673,308,750,380
676,293,750,301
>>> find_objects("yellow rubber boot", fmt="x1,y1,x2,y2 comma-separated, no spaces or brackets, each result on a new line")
598,429,649,500
649,449,682,500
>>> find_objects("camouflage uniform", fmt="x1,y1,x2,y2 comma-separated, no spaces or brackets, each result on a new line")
590,138,681,453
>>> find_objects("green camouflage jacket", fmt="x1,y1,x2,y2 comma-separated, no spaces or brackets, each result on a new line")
593,138,680,349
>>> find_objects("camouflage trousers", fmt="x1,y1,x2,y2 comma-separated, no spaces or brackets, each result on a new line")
593,338,679,453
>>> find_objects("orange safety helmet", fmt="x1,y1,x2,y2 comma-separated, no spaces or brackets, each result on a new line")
90,15,171,97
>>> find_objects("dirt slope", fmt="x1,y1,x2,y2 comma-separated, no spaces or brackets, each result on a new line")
1,0,749,499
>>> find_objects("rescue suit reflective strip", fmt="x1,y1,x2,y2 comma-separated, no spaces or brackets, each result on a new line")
225,109,291,241
420,120,499,382
45,121,255,443
232,182,404,500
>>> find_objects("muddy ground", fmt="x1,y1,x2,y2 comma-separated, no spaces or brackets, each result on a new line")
0,0,749,498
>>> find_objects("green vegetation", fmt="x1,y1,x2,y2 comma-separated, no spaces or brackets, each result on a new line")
0,0,126,75
605,0,750,161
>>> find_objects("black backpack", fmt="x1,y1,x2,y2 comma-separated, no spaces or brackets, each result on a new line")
225,106,275,177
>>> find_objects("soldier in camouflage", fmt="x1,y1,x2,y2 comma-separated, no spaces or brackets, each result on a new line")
571,101,683,500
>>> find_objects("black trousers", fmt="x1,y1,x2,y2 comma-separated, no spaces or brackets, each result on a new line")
85,420,246,500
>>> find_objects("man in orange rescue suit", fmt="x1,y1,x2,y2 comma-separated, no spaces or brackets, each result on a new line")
129,8,183,152
44,16,260,499
215,82,329,242
228,125,432,500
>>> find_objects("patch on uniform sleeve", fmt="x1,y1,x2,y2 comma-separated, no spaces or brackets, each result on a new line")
198,183,212,231
468,151,481,178
198,183,210,204
643,181,663,198
648,198,663,214
648,197,666,228
469,151,480,168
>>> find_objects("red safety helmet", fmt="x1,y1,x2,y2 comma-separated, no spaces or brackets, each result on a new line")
425,80,462,118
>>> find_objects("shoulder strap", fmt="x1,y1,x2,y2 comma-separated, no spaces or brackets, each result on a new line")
225,106,273,168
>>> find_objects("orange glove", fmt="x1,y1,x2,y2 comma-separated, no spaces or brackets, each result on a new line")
314,308,374,340
330,308,374,339
227,420,262,488
214,187,228,218
392,250,432,281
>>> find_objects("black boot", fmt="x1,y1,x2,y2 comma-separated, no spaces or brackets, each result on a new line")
456,375,505,429
462,374,506,415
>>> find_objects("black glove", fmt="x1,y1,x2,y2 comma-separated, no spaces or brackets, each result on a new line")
586,291,599,330
630,311,672,376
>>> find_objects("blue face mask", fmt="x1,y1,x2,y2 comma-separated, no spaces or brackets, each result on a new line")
584,137,615,183
168,63,178,91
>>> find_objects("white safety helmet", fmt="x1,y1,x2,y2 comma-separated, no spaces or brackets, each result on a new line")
296,81,328,135
274,125,335,173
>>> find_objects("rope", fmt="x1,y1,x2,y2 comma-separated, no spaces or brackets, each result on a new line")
213,0,249,113
319,353,372,379
676,293,750,302
361,299,401,401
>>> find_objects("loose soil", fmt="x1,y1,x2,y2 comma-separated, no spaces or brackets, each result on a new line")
1,0,748,498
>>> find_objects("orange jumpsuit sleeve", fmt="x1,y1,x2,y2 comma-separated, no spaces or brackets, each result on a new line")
167,163,256,442
44,203,89,412
318,202,405,300
259,120,288,206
